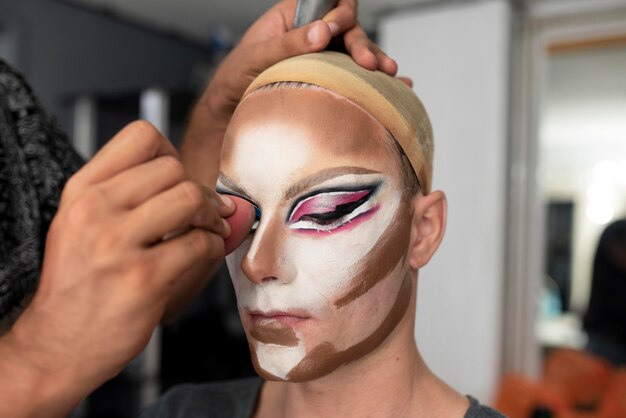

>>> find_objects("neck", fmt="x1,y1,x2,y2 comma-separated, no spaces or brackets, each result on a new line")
255,275,469,418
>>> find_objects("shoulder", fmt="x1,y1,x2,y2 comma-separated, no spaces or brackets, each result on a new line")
140,377,263,418
464,396,508,418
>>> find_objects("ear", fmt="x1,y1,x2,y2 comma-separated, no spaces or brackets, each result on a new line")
407,191,447,270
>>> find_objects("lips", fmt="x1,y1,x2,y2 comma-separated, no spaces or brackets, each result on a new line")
248,309,310,326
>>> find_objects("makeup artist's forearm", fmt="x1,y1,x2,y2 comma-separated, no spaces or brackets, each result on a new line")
180,92,230,185
0,335,80,418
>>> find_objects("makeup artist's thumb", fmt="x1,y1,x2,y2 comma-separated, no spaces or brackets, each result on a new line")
251,20,331,72
223,195,255,254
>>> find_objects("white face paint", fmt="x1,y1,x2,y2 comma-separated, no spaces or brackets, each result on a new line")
254,339,307,379
219,87,413,382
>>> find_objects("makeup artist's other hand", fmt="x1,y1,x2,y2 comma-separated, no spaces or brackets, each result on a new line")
182,0,404,184
0,121,249,418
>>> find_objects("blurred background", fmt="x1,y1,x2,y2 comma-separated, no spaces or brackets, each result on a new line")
1,0,625,417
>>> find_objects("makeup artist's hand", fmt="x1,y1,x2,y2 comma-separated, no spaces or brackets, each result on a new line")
0,121,253,418
181,0,403,184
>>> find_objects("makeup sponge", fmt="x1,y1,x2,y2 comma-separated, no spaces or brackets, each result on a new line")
223,196,256,255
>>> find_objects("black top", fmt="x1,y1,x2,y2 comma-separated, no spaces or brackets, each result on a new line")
0,59,84,328
142,377,507,418
583,219,626,350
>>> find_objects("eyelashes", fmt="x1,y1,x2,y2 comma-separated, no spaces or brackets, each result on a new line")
251,206,261,233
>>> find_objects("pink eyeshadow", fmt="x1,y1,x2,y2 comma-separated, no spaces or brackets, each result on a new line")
290,190,371,222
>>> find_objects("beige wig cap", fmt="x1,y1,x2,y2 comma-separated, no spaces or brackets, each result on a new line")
243,51,434,194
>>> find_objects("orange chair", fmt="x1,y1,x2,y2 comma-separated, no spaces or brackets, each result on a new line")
495,350,618,418
543,349,614,409
598,368,626,418
495,374,569,418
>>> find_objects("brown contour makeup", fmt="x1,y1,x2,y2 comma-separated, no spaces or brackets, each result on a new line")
250,320,299,347
334,200,412,307
286,273,414,381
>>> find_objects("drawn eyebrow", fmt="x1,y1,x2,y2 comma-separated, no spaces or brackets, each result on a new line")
217,172,252,201
283,166,380,201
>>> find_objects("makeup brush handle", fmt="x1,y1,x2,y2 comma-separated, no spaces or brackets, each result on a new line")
293,0,339,28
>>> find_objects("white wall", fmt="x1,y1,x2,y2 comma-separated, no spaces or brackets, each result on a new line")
380,0,511,402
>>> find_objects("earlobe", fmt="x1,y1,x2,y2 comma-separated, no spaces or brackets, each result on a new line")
407,191,448,270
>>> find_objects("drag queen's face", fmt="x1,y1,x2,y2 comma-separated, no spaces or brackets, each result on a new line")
219,86,414,382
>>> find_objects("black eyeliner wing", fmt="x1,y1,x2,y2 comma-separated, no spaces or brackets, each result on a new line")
302,192,373,223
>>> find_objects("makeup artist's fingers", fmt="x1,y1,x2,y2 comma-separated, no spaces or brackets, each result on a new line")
343,27,377,70
70,120,178,191
205,187,236,218
129,181,230,245
343,25,398,76
102,155,187,209
223,196,256,255
376,49,399,76
323,0,357,37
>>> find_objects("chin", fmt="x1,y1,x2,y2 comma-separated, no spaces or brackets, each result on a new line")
249,341,351,383
253,366,330,384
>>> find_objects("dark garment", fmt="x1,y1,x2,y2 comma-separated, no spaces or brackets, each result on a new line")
465,396,506,417
0,59,84,328
583,219,626,366
141,378,262,418
141,377,507,418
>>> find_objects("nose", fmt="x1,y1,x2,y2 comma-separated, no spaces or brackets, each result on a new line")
241,218,296,285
